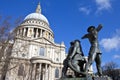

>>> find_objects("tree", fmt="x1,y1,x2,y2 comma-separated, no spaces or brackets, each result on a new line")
102,61,120,80
0,16,22,80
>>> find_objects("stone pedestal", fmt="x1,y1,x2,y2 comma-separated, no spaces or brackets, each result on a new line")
59,76,112,80
59,78,91,80
59,76,92,80
93,76,112,80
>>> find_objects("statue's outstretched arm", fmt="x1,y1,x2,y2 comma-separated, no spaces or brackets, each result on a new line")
96,24,103,32
81,34,89,39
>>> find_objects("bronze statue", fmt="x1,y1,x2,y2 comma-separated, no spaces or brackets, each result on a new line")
81,24,103,76
61,40,86,78
60,24,112,80
61,41,74,78
68,40,86,75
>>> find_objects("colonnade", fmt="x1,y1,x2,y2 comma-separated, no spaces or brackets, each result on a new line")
31,63,52,80
17,27,53,41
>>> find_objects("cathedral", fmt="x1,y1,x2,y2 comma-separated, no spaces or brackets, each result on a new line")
2,2,94,80
5,2,66,80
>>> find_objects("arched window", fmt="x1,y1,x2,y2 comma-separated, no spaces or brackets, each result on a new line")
18,64,24,76
55,68,59,78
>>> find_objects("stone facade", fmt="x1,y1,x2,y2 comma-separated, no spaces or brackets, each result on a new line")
5,2,66,80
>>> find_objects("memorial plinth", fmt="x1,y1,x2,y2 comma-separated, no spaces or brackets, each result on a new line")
59,77,91,80
59,76,112,80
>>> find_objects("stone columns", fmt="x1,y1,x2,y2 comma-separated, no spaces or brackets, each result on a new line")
51,67,55,80
46,31,48,38
31,63,53,80
27,28,30,37
40,29,42,37
39,63,42,80
48,65,51,80
31,28,34,38
44,64,48,80
43,31,45,37
32,63,36,80
20,28,22,36
36,28,38,38
23,28,25,36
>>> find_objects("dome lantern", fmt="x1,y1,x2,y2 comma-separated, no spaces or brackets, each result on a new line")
36,2,41,13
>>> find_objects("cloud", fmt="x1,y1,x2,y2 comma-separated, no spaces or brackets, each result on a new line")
100,37,120,51
79,7,91,15
78,0,113,15
113,54,120,59
100,29,120,51
95,0,112,13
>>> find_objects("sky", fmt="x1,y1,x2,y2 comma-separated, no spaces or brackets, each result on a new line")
0,0,120,69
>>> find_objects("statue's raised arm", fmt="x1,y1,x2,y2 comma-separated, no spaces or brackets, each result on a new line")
96,24,103,32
